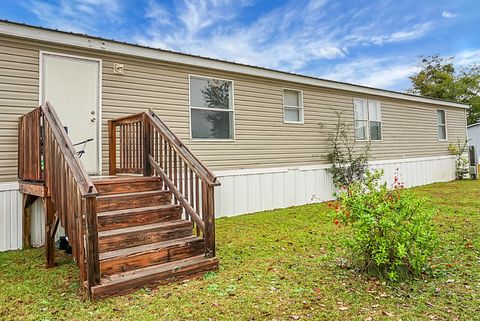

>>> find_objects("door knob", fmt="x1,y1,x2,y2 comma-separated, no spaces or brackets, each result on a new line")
91,117,96,122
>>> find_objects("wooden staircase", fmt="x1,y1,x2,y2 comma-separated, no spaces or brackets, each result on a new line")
18,104,220,299
88,176,218,298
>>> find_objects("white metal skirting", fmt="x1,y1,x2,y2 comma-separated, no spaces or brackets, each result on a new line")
0,184,63,251
0,183,22,251
214,155,456,217
0,155,455,251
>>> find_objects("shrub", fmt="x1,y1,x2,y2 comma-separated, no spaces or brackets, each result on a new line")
448,139,469,180
330,169,438,282
322,112,370,187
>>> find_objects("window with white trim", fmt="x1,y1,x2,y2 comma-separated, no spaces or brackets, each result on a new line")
368,100,382,140
437,109,447,140
354,98,382,141
283,89,303,123
189,75,234,139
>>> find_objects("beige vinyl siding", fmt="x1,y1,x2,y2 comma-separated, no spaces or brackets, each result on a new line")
0,37,39,182
0,35,468,183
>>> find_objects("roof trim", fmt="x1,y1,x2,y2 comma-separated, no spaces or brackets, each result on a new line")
0,20,470,109
467,123,480,128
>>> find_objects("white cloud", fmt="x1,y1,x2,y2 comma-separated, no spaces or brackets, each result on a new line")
321,58,420,89
321,47,480,91
441,11,458,18
456,49,480,66
27,0,123,34
137,0,346,71
370,23,433,45
139,0,435,74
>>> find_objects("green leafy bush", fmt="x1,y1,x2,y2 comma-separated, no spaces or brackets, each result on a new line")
330,170,438,281
448,139,469,180
322,112,370,187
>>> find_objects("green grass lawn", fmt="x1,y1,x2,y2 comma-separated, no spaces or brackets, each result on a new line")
1,180,479,321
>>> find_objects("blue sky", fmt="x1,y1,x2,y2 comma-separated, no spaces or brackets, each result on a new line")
1,0,479,91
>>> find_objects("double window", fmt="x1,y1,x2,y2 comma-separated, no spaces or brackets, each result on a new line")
437,109,447,140
189,75,234,140
283,89,304,123
354,98,382,141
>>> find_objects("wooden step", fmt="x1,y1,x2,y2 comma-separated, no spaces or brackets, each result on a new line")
97,190,171,212
93,176,163,195
99,236,204,276
97,204,182,231
91,255,219,298
98,220,193,252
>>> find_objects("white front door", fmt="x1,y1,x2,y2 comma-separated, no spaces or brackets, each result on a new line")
40,52,101,174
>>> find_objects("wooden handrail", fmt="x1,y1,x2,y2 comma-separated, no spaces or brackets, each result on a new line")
109,113,144,125
19,102,100,298
42,102,100,295
109,109,219,256
42,103,97,197
145,109,220,187
150,157,205,231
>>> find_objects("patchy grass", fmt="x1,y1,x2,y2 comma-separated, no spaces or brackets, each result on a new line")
0,180,479,320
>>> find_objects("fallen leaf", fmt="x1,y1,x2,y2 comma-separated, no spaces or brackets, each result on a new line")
339,306,349,311
382,311,394,317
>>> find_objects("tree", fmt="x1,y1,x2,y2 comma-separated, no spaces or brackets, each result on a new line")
201,81,231,138
407,55,480,124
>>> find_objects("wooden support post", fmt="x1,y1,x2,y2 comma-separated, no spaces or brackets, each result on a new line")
85,196,100,299
143,115,152,177
203,184,216,257
108,120,116,176
43,196,56,268
22,194,37,249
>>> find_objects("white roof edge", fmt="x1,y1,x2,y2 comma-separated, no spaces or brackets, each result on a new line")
467,123,480,128
0,21,470,110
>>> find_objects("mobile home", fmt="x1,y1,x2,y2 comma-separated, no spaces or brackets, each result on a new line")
0,21,468,297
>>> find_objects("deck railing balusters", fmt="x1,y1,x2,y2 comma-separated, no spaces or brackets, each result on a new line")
108,110,220,257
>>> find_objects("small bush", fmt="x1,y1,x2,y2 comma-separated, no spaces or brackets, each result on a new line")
448,139,469,180
322,112,370,187
330,170,438,282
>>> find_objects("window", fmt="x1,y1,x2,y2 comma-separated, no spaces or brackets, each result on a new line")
354,98,368,140
283,89,303,123
437,109,447,140
189,75,234,139
368,100,382,140
354,98,382,141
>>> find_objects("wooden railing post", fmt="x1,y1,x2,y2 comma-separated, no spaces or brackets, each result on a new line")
143,115,152,176
108,120,116,175
43,194,56,268
85,196,100,298
18,108,43,181
203,183,215,257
